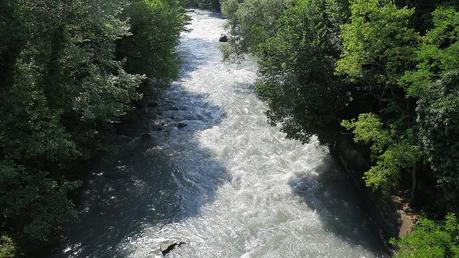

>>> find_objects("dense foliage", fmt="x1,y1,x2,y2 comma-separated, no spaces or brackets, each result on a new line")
394,214,459,258
222,0,459,255
254,0,349,144
118,0,186,80
0,236,15,258
0,0,185,256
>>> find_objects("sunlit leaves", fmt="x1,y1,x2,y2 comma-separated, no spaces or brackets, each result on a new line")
0,235,15,258
400,6,459,97
336,0,419,86
342,113,421,191
394,214,459,258
342,113,391,153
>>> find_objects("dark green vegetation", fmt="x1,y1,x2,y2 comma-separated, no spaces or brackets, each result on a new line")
0,0,186,256
393,214,459,257
222,0,459,256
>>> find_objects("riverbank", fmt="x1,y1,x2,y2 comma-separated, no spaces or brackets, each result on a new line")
333,134,419,253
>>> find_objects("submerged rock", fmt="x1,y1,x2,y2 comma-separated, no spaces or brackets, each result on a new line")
160,241,186,256
219,34,228,42
177,122,187,129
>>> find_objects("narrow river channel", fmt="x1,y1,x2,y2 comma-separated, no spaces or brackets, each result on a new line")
57,9,386,258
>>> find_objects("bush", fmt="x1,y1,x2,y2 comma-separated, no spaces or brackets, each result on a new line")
394,214,459,258
0,235,15,258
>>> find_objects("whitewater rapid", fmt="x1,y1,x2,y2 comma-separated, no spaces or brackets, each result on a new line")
58,9,385,258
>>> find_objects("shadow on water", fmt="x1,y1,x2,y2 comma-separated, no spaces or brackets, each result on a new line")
53,84,229,257
288,155,388,257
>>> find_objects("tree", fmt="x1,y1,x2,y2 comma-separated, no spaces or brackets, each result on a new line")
401,6,459,208
337,0,422,198
417,72,459,208
336,0,419,87
400,6,459,97
342,114,421,196
255,0,350,145
221,0,293,58
118,0,187,82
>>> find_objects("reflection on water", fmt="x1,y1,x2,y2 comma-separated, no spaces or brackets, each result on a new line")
56,9,386,258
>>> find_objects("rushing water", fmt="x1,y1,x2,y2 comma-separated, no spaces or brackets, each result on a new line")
57,9,386,258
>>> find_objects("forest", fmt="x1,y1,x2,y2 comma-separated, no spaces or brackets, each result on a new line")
0,0,458,257
0,0,187,256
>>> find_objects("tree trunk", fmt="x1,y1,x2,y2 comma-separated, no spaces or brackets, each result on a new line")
410,164,417,201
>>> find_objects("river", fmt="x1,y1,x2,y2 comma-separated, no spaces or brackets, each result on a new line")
56,9,386,258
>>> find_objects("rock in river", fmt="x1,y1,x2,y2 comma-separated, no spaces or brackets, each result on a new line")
177,122,187,129
160,241,186,256
219,34,228,42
